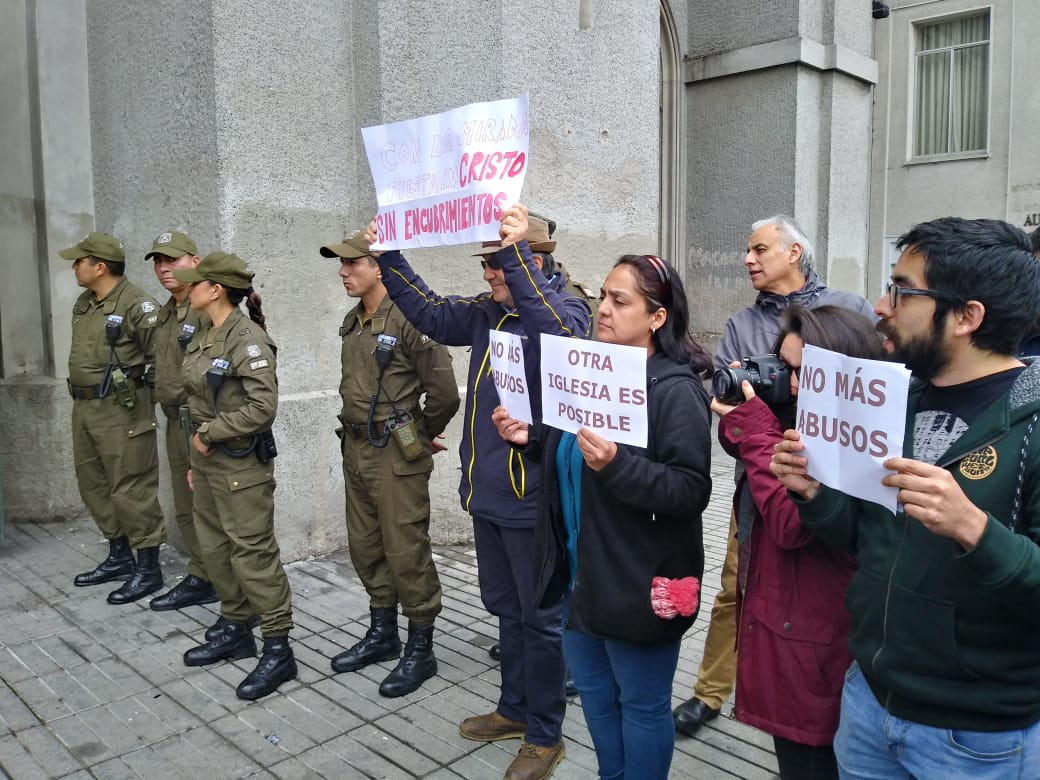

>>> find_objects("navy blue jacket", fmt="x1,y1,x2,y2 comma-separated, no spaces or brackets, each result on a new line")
377,240,592,527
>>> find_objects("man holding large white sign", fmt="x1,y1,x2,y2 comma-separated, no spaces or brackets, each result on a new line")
362,95,529,250
370,205,591,779
772,217,1040,779
794,344,911,512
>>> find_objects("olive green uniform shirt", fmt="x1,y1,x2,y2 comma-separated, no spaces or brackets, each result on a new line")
69,277,159,385
154,296,206,409
339,296,458,435
183,309,277,440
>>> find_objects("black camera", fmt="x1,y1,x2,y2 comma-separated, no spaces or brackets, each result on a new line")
712,355,792,406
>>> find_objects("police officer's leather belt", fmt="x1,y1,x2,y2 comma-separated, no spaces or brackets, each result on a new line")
68,374,145,400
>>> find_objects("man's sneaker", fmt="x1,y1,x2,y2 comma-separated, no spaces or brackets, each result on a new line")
505,741,565,780
458,710,526,742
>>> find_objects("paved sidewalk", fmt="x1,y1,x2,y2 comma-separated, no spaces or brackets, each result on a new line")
0,443,779,779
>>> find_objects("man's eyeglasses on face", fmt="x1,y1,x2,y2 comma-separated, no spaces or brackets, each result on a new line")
480,257,501,271
886,283,961,308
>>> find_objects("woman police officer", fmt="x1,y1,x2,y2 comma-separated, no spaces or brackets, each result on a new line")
174,251,296,700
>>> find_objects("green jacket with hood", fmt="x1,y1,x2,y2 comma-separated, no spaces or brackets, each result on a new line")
796,359,1040,732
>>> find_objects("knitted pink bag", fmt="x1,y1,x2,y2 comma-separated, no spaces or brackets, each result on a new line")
650,576,700,619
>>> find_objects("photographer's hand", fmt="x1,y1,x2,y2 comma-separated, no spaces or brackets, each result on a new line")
711,380,756,417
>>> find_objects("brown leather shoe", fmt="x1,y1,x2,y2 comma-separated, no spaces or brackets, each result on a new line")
505,741,565,780
458,710,526,742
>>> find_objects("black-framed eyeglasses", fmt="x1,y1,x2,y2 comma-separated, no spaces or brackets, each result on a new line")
480,257,501,271
886,283,961,308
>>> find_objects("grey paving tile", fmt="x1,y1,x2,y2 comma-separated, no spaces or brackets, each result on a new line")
348,723,439,776
291,744,378,779
7,677,73,723
371,709,467,765
0,680,41,733
321,732,412,779
179,725,262,779
48,713,116,766
210,714,294,766
0,733,50,780
234,704,316,757
15,724,84,777
265,688,362,743
158,676,235,724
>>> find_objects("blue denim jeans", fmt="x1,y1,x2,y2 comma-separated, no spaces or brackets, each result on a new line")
563,627,681,780
835,663,1040,779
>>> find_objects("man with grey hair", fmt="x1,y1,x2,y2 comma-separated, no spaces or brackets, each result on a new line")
674,214,875,737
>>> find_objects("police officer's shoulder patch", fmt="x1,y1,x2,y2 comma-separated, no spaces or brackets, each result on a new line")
249,359,270,371
141,301,156,313
246,344,262,358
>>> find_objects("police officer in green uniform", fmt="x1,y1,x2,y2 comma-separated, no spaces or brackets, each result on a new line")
143,231,221,611
321,229,460,698
174,252,296,701
63,232,167,604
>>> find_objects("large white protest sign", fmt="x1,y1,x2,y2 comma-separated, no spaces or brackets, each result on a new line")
361,95,530,251
489,330,532,424
540,334,648,448
796,345,912,512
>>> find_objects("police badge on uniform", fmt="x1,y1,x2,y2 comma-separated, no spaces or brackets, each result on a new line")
246,345,262,358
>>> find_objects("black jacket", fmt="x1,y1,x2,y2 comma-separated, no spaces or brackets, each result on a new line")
530,351,712,643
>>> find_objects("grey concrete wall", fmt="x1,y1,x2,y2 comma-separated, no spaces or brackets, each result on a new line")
1,0,97,523
65,0,662,560
684,0,876,335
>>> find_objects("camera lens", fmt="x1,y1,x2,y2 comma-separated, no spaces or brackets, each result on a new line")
712,367,753,404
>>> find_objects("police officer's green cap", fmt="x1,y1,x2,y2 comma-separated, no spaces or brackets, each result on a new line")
145,230,198,260
320,229,371,259
58,232,125,263
173,251,254,289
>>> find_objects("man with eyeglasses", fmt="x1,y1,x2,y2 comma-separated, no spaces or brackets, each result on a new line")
674,214,873,738
772,217,1040,778
367,205,591,780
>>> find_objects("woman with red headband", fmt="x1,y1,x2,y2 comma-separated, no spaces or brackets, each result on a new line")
494,254,712,779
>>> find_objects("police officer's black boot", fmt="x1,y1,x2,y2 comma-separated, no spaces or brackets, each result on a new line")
74,536,135,586
149,575,220,611
378,621,437,698
331,607,402,673
183,620,257,666
107,546,164,604
236,636,297,700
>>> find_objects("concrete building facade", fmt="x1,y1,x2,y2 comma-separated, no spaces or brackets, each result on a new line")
868,0,1040,289
1,0,878,560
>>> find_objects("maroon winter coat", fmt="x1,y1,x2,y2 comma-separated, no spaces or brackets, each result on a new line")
719,397,855,747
